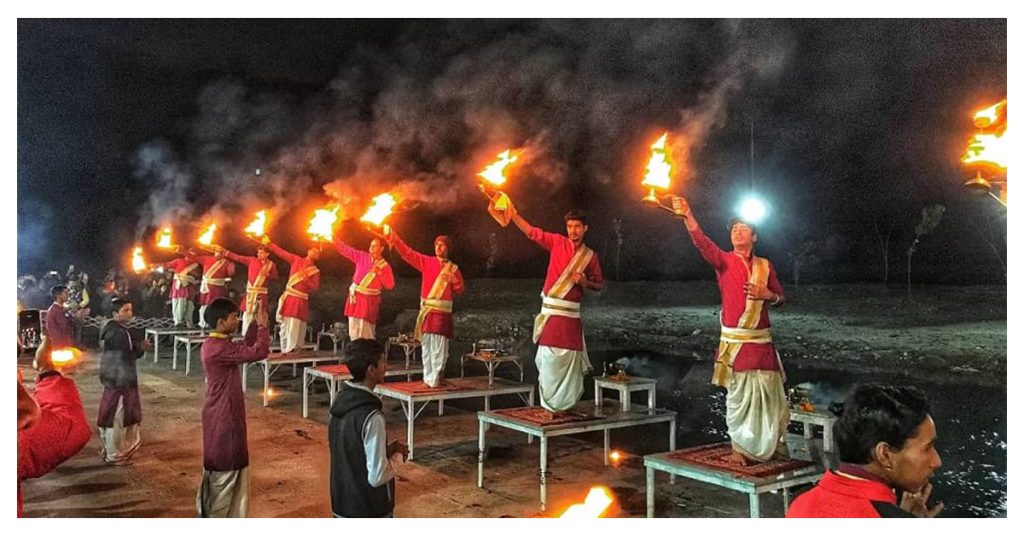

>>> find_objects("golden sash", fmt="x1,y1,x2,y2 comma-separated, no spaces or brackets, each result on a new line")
533,244,593,343
174,262,199,289
200,258,229,295
413,260,457,340
245,260,273,312
349,259,387,305
276,264,319,321
712,256,772,386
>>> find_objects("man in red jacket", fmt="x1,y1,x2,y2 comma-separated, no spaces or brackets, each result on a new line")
333,235,395,340
263,237,321,353
786,384,944,518
215,244,279,336
17,337,91,517
193,249,237,329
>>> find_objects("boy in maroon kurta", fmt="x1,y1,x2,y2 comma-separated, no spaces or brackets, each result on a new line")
197,298,270,517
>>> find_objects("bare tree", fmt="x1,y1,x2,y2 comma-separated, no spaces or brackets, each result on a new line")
906,204,945,298
788,236,819,288
612,218,623,281
871,215,896,285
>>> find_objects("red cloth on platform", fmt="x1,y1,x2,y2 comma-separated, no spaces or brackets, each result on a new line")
391,234,464,338
158,257,201,300
17,374,91,517
200,325,270,471
687,226,785,372
528,227,604,351
223,251,279,313
335,238,394,324
267,243,320,322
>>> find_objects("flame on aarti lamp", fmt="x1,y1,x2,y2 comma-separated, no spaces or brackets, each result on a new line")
244,211,267,237
478,149,519,187
51,348,79,366
559,486,615,518
973,99,1006,129
131,247,147,273
198,223,217,246
360,193,398,227
155,227,174,249
641,133,672,191
307,206,341,242
962,99,1008,170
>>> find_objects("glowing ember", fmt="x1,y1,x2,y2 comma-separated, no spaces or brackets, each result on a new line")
155,227,174,249
559,486,615,518
609,451,622,465
131,246,147,273
641,133,672,191
307,206,340,242
973,99,1006,129
478,149,519,187
51,348,78,366
244,210,268,237
198,223,217,246
360,193,398,227
266,388,275,397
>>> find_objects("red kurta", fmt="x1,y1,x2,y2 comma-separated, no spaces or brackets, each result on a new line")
157,257,201,300
529,227,604,351
334,238,395,324
200,325,270,471
45,302,76,348
392,235,465,338
194,255,237,306
787,469,902,518
267,243,320,322
688,226,785,372
223,251,279,313
17,373,91,517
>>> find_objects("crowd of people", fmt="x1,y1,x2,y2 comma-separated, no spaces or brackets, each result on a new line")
16,194,947,518
17,265,176,319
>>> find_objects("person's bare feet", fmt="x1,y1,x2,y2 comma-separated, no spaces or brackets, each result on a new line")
725,451,755,466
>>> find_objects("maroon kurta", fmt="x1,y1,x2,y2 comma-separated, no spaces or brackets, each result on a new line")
200,325,270,471
45,302,76,348
223,251,279,313
687,226,785,372
528,227,604,351
334,238,395,324
158,257,201,300
195,255,237,306
267,243,320,322
391,234,464,338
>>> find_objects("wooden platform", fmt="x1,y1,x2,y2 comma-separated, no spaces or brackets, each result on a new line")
477,401,677,511
144,326,205,363
302,362,424,418
241,349,342,406
375,377,534,461
644,434,837,518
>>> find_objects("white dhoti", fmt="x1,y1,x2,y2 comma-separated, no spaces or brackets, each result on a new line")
725,369,789,462
198,305,209,328
348,318,375,341
98,399,141,464
278,317,306,353
241,310,269,337
196,466,249,518
535,345,591,412
172,298,195,327
420,333,449,387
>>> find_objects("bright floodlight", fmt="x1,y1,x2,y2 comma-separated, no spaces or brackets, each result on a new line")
738,196,768,224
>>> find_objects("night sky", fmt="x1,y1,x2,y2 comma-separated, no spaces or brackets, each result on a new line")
17,19,1007,284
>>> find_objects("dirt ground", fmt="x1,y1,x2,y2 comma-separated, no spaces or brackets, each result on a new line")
18,279,1006,517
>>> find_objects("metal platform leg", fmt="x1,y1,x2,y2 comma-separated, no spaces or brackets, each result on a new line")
302,370,310,419
172,340,179,370
669,418,677,484
749,493,761,518
438,399,444,416
152,335,160,364
185,344,192,376
620,388,629,412
594,384,601,406
604,429,610,466
649,385,656,410
783,487,791,513
242,363,248,392
407,400,416,461
477,419,486,488
263,364,270,407
540,436,548,512
824,424,834,453
527,389,535,444
646,467,656,518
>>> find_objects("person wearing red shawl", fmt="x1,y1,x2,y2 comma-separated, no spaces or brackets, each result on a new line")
262,236,321,353
214,243,279,336
384,226,464,388
153,246,201,327
334,235,395,340
193,248,237,329
673,196,787,465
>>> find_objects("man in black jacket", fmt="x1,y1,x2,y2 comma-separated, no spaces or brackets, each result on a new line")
328,339,408,518
97,297,151,464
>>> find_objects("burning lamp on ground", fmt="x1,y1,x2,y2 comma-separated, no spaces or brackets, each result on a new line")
608,450,623,466
639,133,684,217
964,173,1007,207
51,348,79,367
155,227,175,250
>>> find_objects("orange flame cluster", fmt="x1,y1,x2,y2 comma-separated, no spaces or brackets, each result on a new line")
155,227,174,249
131,246,147,273
360,193,398,227
51,348,80,366
559,486,615,518
307,206,341,242
478,149,519,187
962,99,1007,170
198,223,217,246
641,133,673,191
244,210,268,237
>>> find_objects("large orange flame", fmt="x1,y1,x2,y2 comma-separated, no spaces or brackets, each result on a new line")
360,193,398,227
131,246,147,273
198,223,217,246
973,99,1006,129
244,210,268,237
156,227,174,249
51,348,80,366
478,149,519,187
559,486,615,518
641,133,672,191
963,99,1008,170
307,206,340,242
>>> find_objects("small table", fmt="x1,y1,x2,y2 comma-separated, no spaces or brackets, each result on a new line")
385,337,421,369
594,376,658,412
145,326,204,364
644,435,830,518
461,352,524,385
317,329,349,354
302,362,424,418
173,333,240,376
242,350,341,406
478,402,677,511
789,408,838,453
